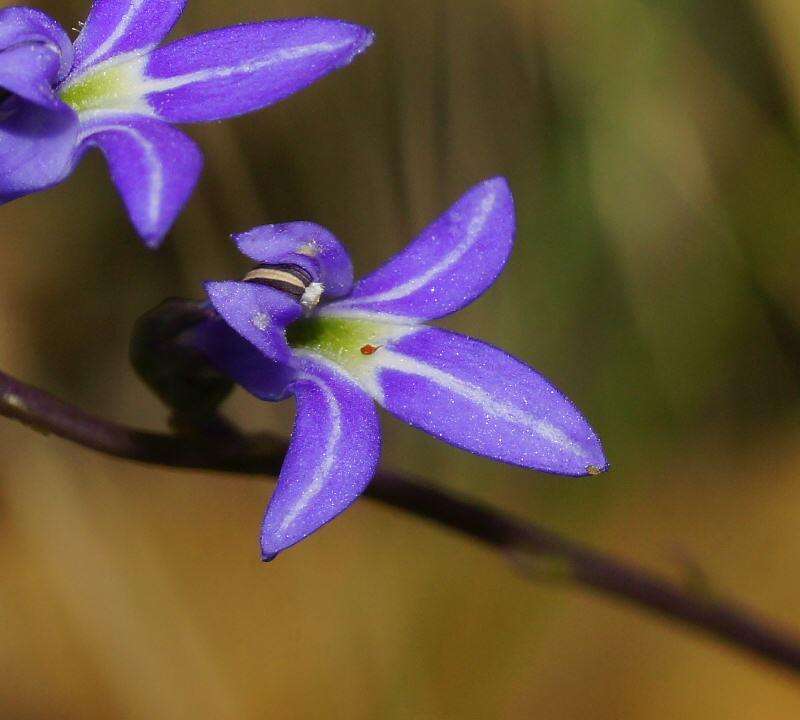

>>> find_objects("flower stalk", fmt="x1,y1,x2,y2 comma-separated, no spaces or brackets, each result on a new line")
0,366,799,675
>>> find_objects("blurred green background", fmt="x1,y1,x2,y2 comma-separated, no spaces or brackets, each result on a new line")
2,0,800,716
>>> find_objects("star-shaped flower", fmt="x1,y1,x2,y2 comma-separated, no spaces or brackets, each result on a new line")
188,178,609,559
0,2,373,246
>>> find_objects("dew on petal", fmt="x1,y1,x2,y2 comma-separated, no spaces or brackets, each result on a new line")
252,312,270,331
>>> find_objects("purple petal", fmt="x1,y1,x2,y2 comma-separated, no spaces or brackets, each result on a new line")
0,41,62,108
204,281,302,366
0,99,78,202
144,19,374,123
366,327,607,476
261,354,381,559
328,178,515,321
78,115,202,247
191,315,296,401
72,0,187,74
235,222,354,298
0,7,73,79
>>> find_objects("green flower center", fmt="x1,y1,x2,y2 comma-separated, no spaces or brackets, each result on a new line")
286,315,417,374
59,58,146,115
287,316,384,362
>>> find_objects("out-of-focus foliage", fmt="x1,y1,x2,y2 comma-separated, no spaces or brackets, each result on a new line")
1,0,800,717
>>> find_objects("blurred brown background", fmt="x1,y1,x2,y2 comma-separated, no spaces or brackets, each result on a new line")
2,0,800,716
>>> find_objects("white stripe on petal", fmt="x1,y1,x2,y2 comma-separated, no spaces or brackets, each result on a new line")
81,0,148,68
372,350,587,459
316,306,420,325
278,371,343,533
140,40,353,95
339,189,498,309
63,39,356,119
79,122,163,226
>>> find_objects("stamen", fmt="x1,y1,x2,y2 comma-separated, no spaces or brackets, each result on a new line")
360,344,381,356
243,263,324,312
244,263,313,301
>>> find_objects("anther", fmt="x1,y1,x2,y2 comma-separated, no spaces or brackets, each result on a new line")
244,263,325,312
360,344,381,356
243,263,314,301
586,465,603,476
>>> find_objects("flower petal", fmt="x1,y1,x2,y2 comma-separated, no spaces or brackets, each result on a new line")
0,99,78,202
143,19,374,123
261,354,381,559
204,281,302,366
326,178,515,321
359,327,608,476
235,222,354,298
0,7,72,79
0,42,63,108
191,315,296,401
78,115,202,247
72,0,187,74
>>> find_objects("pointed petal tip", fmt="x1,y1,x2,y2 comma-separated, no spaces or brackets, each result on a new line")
203,280,224,294
261,531,296,561
257,358,381,556
483,175,511,191
140,231,167,250
124,211,170,249
202,282,224,308
526,438,609,477
326,22,374,68
85,117,203,251
577,437,610,477
556,422,609,477
480,176,515,211
351,25,376,57
325,19,374,51
538,455,610,479
584,458,611,477
261,531,289,561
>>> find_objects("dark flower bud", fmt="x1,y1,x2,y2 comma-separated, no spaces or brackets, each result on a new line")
130,298,234,423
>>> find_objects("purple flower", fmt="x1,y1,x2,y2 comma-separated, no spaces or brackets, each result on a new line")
0,3,373,246
190,178,609,559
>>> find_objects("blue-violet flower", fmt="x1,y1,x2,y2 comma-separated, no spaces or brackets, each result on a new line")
189,178,609,559
0,2,373,246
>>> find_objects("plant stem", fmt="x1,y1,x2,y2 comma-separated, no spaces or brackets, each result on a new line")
1,367,799,675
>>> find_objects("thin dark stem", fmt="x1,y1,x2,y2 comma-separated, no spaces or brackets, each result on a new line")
1,369,799,676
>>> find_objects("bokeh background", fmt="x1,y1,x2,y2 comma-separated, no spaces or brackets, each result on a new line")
2,0,800,716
